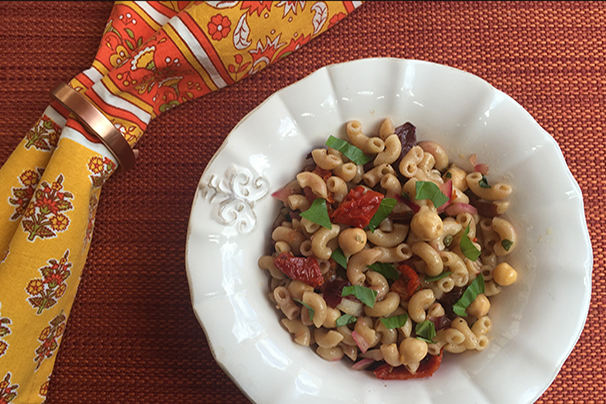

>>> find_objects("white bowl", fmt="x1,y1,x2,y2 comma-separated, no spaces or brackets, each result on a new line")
185,58,592,404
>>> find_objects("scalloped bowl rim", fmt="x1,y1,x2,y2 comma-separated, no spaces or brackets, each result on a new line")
185,58,592,404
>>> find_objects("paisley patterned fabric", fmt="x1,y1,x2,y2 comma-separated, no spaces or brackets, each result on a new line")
0,1,363,402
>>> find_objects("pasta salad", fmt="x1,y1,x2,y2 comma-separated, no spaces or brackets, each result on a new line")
259,118,519,380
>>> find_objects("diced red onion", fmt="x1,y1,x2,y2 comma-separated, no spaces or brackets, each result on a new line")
394,122,417,166
351,358,376,371
444,202,478,217
351,331,370,354
271,187,295,204
474,163,489,175
395,193,420,214
437,179,453,213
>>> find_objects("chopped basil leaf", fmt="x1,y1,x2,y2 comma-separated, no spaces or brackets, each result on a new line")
293,299,315,322
331,247,348,269
424,271,452,283
452,274,485,317
341,285,378,308
325,136,373,165
415,181,449,208
299,198,332,229
368,198,397,232
501,239,514,251
444,172,452,179
336,313,357,327
367,262,400,280
460,225,481,261
479,175,491,189
415,320,436,343
380,314,409,329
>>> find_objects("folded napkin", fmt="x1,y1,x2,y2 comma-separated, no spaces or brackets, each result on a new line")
0,1,362,402
0,1,191,254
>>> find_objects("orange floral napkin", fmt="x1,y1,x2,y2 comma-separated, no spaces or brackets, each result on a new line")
0,1,363,402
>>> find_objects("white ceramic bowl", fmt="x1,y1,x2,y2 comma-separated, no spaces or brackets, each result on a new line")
185,58,592,404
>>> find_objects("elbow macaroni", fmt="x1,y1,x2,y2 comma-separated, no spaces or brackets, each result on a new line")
262,118,519,378
346,120,385,155
311,224,341,260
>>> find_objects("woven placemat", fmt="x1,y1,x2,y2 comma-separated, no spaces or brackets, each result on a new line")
0,1,602,403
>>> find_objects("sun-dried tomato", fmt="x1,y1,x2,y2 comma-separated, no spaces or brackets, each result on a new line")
391,264,421,301
390,278,411,302
330,186,383,228
374,350,443,380
303,186,317,204
273,252,324,288
399,263,421,297
313,166,333,182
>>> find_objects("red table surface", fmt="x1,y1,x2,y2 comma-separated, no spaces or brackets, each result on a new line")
0,1,603,403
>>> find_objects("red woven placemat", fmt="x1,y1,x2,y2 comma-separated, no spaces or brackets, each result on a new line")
0,1,602,403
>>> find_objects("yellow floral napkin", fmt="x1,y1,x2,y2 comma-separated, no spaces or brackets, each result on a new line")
0,1,363,402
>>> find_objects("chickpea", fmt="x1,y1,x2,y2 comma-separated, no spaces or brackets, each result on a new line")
493,262,518,286
467,293,491,318
399,337,428,365
411,205,443,241
338,228,367,257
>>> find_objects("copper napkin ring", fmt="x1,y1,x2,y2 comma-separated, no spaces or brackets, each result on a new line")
50,82,137,171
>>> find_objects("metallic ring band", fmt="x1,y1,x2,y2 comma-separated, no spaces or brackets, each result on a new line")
50,82,136,171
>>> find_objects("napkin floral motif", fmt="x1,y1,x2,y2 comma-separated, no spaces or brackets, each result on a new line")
38,378,50,401
0,307,11,358
21,175,74,242
23,116,61,152
8,168,44,221
26,250,72,315
0,372,18,403
33,311,66,371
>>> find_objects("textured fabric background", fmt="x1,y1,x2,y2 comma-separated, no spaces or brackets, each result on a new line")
0,1,602,403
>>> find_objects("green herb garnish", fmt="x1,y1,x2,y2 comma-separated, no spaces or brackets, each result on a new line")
299,198,332,229
443,235,453,247
293,299,315,321
367,262,400,280
460,225,481,261
341,285,378,308
336,313,358,327
478,175,491,188
415,320,437,343
424,271,452,283
444,172,452,179
452,274,485,317
380,314,409,329
501,239,513,251
367,198,397,232
331,247,348,269
415,181,449,208
325,136,373,165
